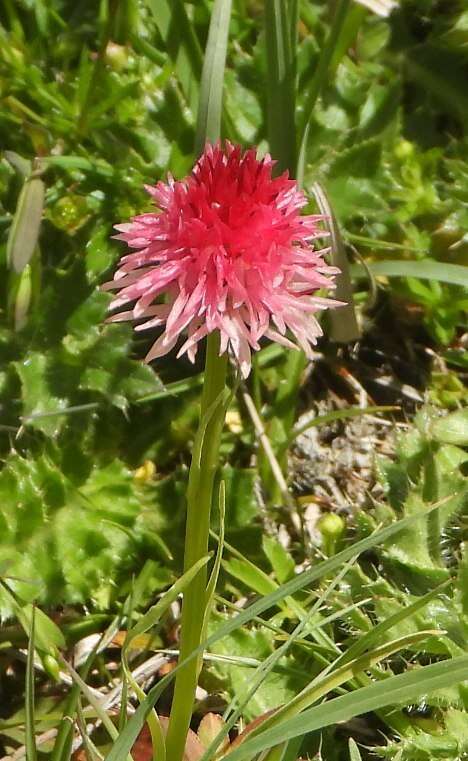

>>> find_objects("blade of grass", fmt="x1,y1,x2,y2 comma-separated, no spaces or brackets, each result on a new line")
199,555,359,761
25,605,37,761
290,405,398,441
135,374,203,403
351,259,468,287
50,615,122,761
77,698,103,761
225,654,468,760
195,0,232,152
288,0,299,63
346,233,426,252
103,498,452,761
258,631,441,743
6,171,44,274
4,151,31,177
124,556,211,645
264,0,296,172
60,657,122,744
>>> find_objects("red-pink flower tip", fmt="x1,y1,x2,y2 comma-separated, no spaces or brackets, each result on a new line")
103,142,342,377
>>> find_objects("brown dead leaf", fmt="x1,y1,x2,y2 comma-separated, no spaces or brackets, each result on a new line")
228,708,278,752
197,713,230,755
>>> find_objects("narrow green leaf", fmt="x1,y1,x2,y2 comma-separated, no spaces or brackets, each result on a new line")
135,374,203,403
348,738,363,761
254,632,440,739
6,175,44,274
264,0,296,172
223,655,468,760
61,657,121,742
335,582,450,669
40,155,113,177
25,606,38,761
4,150,31,177
351,259,468,287
195,0,232,152
311,182,360,343
203,481,226,634
126,555,211,642
290,405,398,441
200,557,359,761
51,616,125,761
103,502,448,761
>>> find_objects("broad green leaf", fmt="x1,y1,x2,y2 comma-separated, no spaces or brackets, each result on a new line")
14,353,68,436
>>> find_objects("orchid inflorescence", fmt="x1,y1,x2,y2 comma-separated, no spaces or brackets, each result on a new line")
105,142,341,377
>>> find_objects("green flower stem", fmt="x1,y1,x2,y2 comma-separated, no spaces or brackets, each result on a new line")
165,331,228,761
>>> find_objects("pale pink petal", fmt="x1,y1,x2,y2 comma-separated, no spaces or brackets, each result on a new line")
145,333,178,362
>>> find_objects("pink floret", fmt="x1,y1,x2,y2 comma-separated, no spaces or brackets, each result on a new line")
104,142,341,377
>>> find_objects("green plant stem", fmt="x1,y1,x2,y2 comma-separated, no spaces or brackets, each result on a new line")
165,332,228,761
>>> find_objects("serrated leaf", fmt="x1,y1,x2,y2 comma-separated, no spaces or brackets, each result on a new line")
431,409,468,446
0,454,166,614
15,353,68,437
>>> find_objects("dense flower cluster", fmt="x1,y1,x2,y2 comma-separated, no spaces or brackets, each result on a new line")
105,143,340,377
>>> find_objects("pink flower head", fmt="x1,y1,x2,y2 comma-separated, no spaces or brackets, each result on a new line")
104,143,341,377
